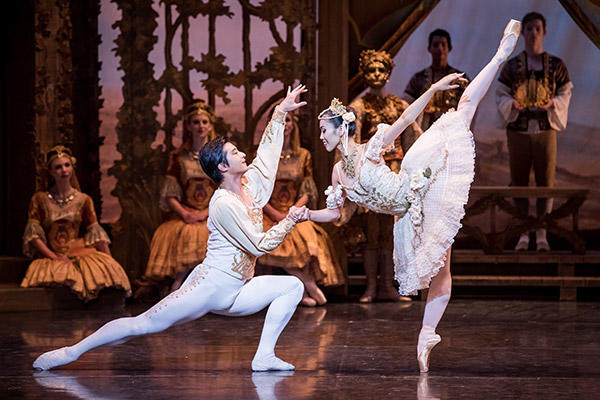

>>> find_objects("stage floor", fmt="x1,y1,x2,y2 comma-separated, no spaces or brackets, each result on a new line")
2,300,599,399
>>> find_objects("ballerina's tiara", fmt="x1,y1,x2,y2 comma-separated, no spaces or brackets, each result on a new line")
318,98,347,120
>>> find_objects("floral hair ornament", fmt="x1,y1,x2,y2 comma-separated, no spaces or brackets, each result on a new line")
318,98,356,157
46,145,77,168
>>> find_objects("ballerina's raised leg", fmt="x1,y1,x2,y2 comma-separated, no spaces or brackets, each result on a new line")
417,19,521,373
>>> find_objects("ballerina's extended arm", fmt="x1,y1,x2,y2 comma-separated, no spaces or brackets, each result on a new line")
381,73,467,147
308,207,340,223
306,168,342,223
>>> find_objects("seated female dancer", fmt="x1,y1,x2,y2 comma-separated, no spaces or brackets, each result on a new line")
308,21,520,372
21,145,131,301
140,100,218,294
33,85,310,372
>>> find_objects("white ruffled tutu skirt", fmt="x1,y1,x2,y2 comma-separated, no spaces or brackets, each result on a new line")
392,110,474,295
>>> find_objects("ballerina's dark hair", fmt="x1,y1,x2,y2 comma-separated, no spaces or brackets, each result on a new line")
199,136,230,186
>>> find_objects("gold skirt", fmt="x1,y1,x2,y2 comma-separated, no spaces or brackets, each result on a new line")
21,245,132,302
260,216,344,286
144,218,209,279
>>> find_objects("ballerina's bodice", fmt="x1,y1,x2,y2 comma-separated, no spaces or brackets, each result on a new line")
327,112,467,226
328,125,412,217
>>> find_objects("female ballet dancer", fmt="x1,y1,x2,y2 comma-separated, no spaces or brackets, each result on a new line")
308,20,520,372
32,85,310,372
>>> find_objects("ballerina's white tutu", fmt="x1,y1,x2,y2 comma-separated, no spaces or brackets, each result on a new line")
327,109,474,295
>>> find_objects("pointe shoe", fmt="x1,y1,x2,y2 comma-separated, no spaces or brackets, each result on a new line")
495,19,521,63
503,19,521,40
252,354,295,372
417,334,441,373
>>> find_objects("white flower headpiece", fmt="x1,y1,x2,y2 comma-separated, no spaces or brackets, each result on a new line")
318,98,356,157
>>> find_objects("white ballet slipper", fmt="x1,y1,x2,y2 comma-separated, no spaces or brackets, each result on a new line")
33,347,77,371
251,354,295,372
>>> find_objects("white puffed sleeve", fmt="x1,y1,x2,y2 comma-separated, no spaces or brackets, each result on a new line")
548,81,573,132
495,82,519,126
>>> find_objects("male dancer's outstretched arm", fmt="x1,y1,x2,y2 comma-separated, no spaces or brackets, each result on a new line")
244,85,307,207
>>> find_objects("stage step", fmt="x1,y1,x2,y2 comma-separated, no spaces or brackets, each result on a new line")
0,284,127,313
0,256,29,283
452,275,600,287
347,249,600,301
451,249,600,264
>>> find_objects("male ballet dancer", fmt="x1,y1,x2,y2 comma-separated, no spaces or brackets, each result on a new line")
33,85,309,372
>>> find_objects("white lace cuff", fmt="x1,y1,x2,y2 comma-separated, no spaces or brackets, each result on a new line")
325,185,344,209
259,217,296,252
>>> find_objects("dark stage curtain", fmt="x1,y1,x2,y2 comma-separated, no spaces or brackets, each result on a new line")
559,0,600,50
347,0,440,99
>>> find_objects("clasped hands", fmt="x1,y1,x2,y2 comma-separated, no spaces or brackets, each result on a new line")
287,205,310,223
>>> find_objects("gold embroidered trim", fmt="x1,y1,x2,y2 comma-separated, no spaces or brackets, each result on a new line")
224,187,263,226
260,217,295,251
272,108,286,125
149,264,210,316
261,109,286,145
231,251,256,280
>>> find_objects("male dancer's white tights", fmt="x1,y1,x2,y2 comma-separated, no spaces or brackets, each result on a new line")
33,266,303,371
418,32,518,355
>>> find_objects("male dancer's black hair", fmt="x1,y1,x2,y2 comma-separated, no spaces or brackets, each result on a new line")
199,136,230,186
